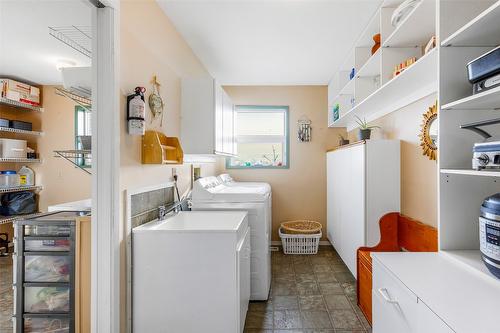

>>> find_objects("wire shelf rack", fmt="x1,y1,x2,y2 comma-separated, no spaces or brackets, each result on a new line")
0,127,44,136
54,150,92,175
0,185,43,194
0,158,41,163
0,212,44,225
48,26,92,58
55,88,91,111
0,97,43,112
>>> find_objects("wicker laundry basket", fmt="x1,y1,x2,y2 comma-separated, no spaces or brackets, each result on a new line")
279,220,322,255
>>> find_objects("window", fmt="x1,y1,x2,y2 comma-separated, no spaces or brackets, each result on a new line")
227,106,289,169
75,105,91,167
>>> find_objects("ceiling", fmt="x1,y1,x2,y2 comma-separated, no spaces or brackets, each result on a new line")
158,0,382,85
0,0,91,85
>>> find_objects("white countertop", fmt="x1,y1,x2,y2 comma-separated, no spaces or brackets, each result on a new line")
133,211,248,233
48,199,91,212
372,252,500,333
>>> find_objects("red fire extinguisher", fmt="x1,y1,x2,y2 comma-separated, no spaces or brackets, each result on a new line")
127,87,146,135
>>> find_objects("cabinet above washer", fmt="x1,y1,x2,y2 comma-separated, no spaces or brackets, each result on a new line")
181,77,236,160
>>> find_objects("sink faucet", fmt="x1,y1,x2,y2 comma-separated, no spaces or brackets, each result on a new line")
158,205,167,221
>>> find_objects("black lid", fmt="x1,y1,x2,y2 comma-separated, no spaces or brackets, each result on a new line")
481,193,500,216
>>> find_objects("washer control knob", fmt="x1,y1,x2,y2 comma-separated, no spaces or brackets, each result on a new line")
477,154,490,166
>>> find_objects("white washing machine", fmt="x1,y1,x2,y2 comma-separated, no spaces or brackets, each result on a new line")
191,176,272,301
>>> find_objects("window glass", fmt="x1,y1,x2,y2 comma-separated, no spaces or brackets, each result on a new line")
227,106,289,169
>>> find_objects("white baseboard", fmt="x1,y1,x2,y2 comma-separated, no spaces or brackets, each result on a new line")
271,240,332,246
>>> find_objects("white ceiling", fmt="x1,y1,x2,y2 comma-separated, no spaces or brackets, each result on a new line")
0,0,91,85
158,0,382,85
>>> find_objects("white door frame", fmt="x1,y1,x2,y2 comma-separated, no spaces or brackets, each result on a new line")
90,1,120,332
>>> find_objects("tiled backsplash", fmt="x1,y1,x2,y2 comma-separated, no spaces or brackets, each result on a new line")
130,187,174,228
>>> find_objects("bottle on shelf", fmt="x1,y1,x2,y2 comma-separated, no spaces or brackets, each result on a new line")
18,166,34,186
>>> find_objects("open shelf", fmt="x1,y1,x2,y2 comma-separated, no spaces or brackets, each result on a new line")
0,185,43,194
441,250,499,284
441,1,500,47
356,49,381,78
0,212,44,225
330,48,437,130
0,97,43,112
442,85,500,110
441,169,500,178
382,0,436,48
0,158,41,163
339,77,356,96
0,127,44,136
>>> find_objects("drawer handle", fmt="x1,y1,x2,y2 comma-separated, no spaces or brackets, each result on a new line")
378,288,398,304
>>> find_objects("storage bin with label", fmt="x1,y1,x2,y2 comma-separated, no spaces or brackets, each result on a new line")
0,138,27,158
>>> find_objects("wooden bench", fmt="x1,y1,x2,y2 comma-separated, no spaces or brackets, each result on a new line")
356,212,438,325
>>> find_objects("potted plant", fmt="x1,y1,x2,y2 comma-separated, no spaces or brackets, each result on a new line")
354,116,380,140
338,134,350,146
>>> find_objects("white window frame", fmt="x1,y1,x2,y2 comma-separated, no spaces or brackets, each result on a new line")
227,106,290,169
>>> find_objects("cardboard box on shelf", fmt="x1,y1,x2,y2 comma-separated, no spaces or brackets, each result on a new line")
0,79,40,106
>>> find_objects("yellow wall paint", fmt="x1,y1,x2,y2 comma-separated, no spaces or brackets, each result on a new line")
347,94,438,227
119,1,219,331
36,86,91,211
222,86,344,241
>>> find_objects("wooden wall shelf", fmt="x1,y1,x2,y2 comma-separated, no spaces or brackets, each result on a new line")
142,130,183,165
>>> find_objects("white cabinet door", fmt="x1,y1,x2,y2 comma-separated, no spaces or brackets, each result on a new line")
341,144,365,275
222,89,235,155
214,84,224,154
326,152,336,246
238,228,251,333
417,300,454,333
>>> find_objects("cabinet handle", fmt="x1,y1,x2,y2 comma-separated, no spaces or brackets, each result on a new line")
378,288,399,304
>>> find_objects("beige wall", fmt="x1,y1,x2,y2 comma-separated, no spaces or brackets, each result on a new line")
222,86,344,241
347,94,438,227
36,86,91,211
119,1,219,331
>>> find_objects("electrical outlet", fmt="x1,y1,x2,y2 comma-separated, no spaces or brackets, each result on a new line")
171,168,177,177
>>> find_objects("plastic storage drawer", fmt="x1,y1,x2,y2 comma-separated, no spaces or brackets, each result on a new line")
24,286,70,313
24,255,71,282
23,316,70,333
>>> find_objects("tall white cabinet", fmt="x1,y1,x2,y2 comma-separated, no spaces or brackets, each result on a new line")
181,77,237,158
326,140,400,275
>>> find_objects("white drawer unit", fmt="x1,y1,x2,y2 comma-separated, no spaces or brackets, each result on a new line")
373,253,458,333
373,258,418,333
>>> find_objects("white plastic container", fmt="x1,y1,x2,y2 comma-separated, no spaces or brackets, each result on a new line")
0,139,27,159
0,171,20,188
18,166,34,186
279,228,322,255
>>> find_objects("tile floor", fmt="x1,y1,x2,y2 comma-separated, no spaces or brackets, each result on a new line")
0,246,371,333
0,256,13,332
245,246,371,333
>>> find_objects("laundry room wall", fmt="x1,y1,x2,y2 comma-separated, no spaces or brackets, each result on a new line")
119,1,220,331
347,94,438,227
221,86,344,242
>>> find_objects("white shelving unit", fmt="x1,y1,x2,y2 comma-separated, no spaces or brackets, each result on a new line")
0,127,44,136
0,97,43,112
0,185,43,194
439,0,500,282
0,212,44,225
0,158,41,163
328,0,438,130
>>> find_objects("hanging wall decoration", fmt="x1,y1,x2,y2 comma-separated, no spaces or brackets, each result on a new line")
419,101,438,161
298,117,312,142
149,75,165,126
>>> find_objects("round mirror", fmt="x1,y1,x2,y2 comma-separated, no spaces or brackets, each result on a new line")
419,102,438,161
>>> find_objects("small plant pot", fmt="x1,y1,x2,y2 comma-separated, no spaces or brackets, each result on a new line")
358,129,372,141
339,139,350,146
